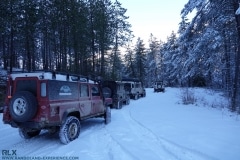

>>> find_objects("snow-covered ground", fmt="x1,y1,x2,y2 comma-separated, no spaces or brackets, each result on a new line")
1,88,240,160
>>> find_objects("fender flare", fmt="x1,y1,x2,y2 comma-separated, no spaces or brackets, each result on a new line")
61,109,80,125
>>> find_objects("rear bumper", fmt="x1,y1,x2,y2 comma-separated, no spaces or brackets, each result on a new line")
4,120,44,129
3,120,60,129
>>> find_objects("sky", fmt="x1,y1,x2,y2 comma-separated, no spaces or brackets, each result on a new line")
118,0,189,44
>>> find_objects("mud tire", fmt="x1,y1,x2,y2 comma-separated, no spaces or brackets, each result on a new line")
59,116,81,144
104,106,111,124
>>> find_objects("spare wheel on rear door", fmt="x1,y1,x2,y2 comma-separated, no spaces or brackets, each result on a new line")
102,87,112,98
9,91,38,122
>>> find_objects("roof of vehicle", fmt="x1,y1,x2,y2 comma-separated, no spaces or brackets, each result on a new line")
9,71,95,83
121,78,140,82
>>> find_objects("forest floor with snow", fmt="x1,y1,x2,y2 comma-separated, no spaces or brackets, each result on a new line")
1,87,240,160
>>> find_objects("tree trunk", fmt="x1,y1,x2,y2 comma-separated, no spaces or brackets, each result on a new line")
232,10,240,112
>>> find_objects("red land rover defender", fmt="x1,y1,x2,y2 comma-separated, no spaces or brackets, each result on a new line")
3,71,112,144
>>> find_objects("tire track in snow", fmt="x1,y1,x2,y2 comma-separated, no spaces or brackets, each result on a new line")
102,128,140,160
127,109,218,160
7,131,61,156
122,109,178,160
106,109,176,160
3,119,106,157
78,119,138,160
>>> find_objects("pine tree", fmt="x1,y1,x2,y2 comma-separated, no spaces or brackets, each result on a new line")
162,31,179,86
146,34,160,87
134,38,146,84
123,45,136,78
109,0,131,80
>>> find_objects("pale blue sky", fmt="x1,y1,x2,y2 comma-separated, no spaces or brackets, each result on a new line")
118,0,189,44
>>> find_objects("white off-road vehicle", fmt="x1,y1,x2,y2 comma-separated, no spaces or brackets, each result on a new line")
121,78,146,100
154,81,165,92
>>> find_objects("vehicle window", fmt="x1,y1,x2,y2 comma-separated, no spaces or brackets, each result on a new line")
124,83,131,91
91,86,100,96
136,83,140,88
48,81,78,100
16,80,37,96
80,84,89,97
41,82,47,97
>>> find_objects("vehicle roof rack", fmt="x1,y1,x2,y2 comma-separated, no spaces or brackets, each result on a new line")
121,78,140,82
9,70,94,83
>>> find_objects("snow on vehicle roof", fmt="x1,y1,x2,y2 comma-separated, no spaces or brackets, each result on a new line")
10,72,94,83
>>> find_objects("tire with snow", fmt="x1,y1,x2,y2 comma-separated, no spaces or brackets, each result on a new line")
9,91,37,122
117,101,123,109
104,106,111,124
125,96,130,105
142,91,146,97
134,93,139,100
19,128,41,139
59,116,81,144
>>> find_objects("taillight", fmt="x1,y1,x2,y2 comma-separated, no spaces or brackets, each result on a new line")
7,85,12,99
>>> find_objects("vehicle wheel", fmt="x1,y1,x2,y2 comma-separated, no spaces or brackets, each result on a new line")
104,106,111,124
9,91,37,122
125,96,130,105
19,128,41,139
134,93,139,100
142,91,146,97
117,101,123,109
59,116,81,144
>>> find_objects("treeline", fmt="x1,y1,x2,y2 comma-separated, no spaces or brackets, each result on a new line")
110,0,240,112
0,0,131,78
163,0,240,112
132,0,239,112
0,0,239,112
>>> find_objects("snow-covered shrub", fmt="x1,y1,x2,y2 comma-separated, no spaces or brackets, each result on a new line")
180,88,196,105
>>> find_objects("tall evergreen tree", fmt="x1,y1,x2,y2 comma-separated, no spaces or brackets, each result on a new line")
146,34,160,87
123,45,135,78
134,38,146,84
109,0,131,80
162,31,179,86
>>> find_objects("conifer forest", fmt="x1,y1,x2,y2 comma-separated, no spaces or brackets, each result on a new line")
0,0,240,112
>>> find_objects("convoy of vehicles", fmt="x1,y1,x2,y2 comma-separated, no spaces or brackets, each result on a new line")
1,71,166,144
2,71,111,144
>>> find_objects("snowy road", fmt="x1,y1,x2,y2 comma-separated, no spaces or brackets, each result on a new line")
1,88,240,160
